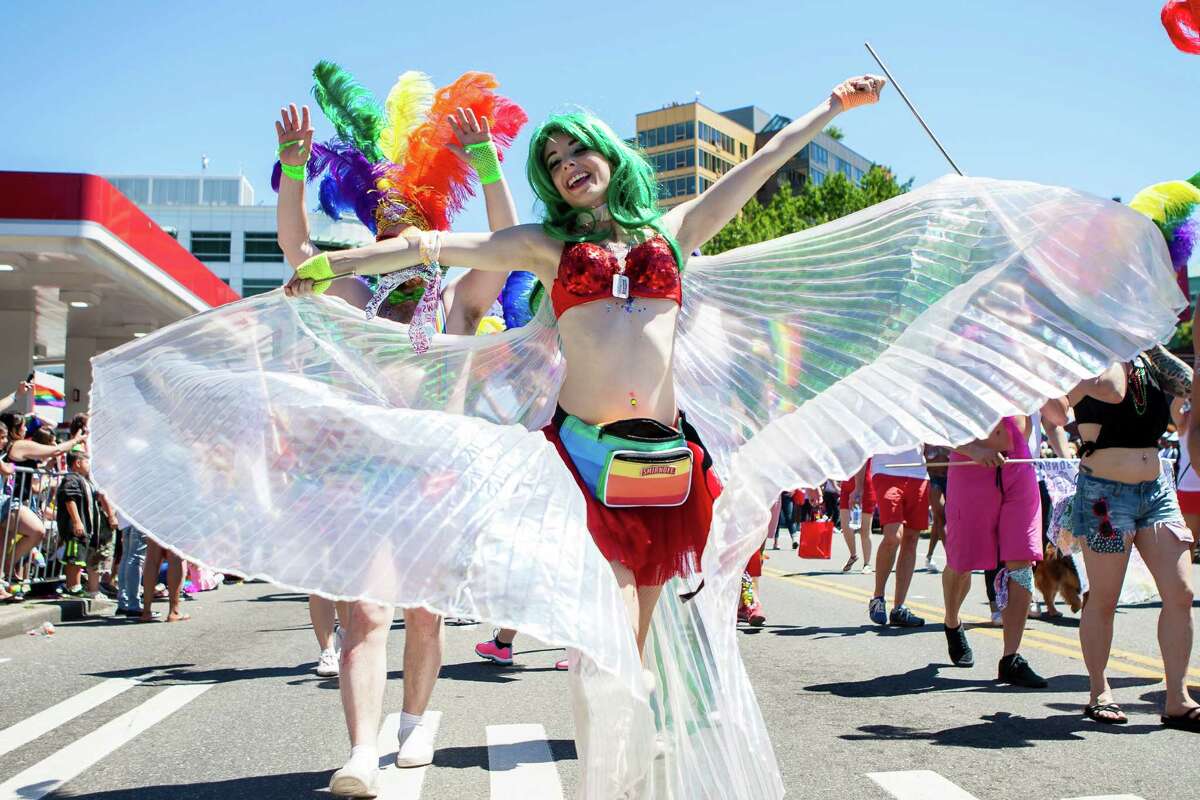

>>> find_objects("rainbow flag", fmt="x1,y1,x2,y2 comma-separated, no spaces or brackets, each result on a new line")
34,383,65,409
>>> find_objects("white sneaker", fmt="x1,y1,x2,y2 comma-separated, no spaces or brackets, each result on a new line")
925,559,941,574
396,720,435,768
990,610,1003,627
316,647,340,678
861,564,874,574
329,760,378,797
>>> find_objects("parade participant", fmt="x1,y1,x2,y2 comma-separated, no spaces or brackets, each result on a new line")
93,66,1188,795
273,63,527,796
772,490,799,550
1173,399,1200,559
839,462,875,573
939,416,1048,687
1069,350,1199,728
868,447,930,627
924,444,951,573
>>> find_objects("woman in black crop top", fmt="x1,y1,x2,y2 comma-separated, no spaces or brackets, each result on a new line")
1065,348,1199,728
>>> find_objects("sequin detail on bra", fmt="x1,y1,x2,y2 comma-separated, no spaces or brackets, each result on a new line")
551,236,681,317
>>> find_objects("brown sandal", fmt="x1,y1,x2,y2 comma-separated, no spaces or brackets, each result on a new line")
1084,702,1128,725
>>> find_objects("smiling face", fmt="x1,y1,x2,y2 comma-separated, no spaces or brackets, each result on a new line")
542,135,611,210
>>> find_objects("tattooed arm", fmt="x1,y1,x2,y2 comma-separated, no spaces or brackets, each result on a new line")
1145,343,1193,398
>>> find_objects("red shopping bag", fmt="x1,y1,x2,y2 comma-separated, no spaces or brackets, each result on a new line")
798,520,834,559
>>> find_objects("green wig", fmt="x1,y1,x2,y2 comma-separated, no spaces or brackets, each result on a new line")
526,112,683,268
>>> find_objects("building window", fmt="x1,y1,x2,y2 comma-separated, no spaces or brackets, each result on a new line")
810,143,828,165
637,121,695,151
836,157,853,180
202,178,241,206
810,169,826,186
190,231,231,263
699,149,735,176
151,178,200,205
852,167,864,185
244,232,284,263
651,147,695,173
739,143,748,160
111,177,151,205
700,177,713,192
698,122,736,155
657,176,697,200
242,278,284,297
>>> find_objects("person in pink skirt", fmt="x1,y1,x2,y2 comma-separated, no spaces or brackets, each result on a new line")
940,415,1048,687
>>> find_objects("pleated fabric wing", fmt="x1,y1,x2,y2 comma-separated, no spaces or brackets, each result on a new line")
90,174,1184,800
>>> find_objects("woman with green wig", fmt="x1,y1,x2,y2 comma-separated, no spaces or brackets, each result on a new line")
290,76,888,658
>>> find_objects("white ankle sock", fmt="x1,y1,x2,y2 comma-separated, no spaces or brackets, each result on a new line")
399,711,423,738
346,744,377,772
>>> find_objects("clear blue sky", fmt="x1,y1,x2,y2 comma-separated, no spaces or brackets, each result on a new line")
3,1,1196,233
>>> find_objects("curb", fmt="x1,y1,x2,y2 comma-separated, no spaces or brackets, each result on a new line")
0,597,117,640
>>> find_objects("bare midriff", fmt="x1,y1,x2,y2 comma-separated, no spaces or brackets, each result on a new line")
1077,423,1162,483
554,297,680,426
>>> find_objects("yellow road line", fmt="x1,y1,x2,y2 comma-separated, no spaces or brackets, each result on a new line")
763,567,1189,682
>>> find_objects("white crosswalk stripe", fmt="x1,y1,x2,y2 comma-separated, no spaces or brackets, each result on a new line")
0,677,139,758
0,683,212,800
486,723,565,799
868,770,981,800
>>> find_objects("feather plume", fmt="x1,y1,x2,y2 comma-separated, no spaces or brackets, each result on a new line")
308,141,380,233
378,71,435,165
1162,0,1200,54
311,60,386,163
398,72,529,230
1129,179,1200,227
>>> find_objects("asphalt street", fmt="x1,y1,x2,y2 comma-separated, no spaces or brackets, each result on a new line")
0,531,1196,800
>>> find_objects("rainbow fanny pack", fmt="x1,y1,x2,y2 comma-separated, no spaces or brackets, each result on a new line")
558,415,694,508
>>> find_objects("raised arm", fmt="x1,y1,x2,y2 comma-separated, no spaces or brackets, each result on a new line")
667,75,886,254
1067,363,1127,407
286,224,557,298
442,108,522,335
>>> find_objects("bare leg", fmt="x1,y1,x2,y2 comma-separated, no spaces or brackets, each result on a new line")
873,523,903,598
928,485,946,561
941,567,972,629
635,584,665,656
309,595,338,652
494,628,517,646
859,523,873,567
1134,526,1199,717
892,528,921,608
6,508,44,580
1078,542,1132,709
840,509,858,557
140,540,164,621
165,554,187,621
401,608,443,716
1000,560,1032,656
339,600,392,748
64,562,82,590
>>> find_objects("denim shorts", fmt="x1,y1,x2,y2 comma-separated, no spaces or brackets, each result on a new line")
1070,470,1191,554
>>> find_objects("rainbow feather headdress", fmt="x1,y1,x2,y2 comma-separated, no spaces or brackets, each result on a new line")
1129,170,1200,320
272,61,527,238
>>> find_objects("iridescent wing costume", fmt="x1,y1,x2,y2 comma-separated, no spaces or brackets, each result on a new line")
91,176,1183,798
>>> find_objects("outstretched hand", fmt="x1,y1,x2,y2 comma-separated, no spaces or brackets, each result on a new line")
276,103,314,166
831,75,887,112
446,106,492,163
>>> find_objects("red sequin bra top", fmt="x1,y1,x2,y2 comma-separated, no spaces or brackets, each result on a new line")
550,236,682,317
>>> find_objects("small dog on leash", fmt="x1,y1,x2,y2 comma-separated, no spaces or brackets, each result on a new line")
1035,541,1086,617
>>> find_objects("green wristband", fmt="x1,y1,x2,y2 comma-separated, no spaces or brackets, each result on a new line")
295,252,333,295
464,141,502,185
279,162,306,182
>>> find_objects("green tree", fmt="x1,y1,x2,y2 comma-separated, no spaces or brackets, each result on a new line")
1169,317,1193,353
701,164,912,255
822,125,845,141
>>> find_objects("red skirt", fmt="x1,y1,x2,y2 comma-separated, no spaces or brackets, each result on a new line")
542,411,722,587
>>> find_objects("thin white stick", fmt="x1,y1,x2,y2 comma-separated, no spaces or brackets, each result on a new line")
864,42,965,177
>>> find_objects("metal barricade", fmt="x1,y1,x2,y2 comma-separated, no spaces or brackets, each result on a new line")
2,466,68,587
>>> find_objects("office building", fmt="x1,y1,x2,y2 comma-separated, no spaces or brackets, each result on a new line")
106,174,372,296
634,101,875,207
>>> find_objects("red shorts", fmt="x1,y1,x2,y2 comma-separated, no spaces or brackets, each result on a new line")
1179,490,1200,516
542,410,722,587
839,462,876,514
871,474,930,530
745,546,764,578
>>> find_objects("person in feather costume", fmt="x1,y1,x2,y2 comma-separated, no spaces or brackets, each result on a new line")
91,65,1187,797
272,60,529,796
